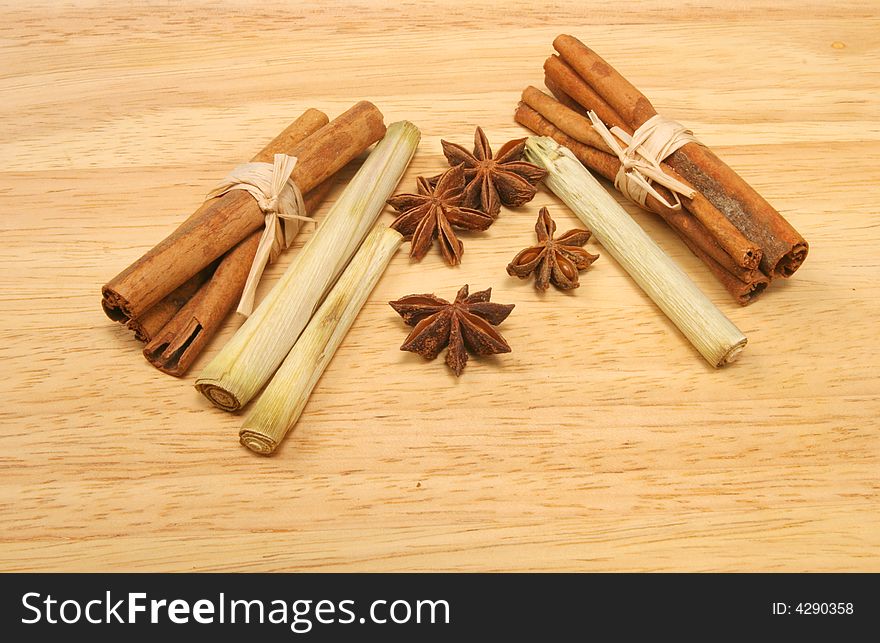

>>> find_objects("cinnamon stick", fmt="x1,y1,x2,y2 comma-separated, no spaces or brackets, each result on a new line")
552,34,808,278
126,266,213,342
544,73,591,118
102,102,386,322
680,235,769,306
650,186,767,284
544,55,626,130
101,108,328,323
668,143,807,277
121,108,330,342
515,103,768,303
141,114,338,376
522,85,611,152
142,179,335,377
522,85,761,271
515,102,619,180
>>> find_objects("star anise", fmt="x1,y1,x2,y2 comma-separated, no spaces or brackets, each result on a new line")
507,207,599,290
389,284,515,376
387,164,494,265
435,127,548,216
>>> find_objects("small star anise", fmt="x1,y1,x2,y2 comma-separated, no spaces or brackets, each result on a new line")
389,284,515,376
387,164,494,266
507,207,599,290
436,127,547,216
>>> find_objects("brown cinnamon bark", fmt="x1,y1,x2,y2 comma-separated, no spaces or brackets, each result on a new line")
515,103,619,179
142,235,258,377
126,266,213,342
543,55,626,130
520,89,761,271
143,178,336,376
543,73,591,118
120,109,333,341
102,102,386,322
679,236,769,306
522,85,611,152
666,144,807,277
552,34,808,278
515,103,768,304
101,108,328,323
651,191,766,284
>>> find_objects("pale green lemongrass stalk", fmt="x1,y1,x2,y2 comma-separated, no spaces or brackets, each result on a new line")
196,121,420,410
240,225,403,455
524,136,746,367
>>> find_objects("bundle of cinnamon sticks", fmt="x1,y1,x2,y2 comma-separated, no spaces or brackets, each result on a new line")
515,35,808,304
102,102,387,375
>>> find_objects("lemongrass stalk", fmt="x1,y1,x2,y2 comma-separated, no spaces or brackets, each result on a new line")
524,136,747,367
196,121,420,410
240,225,403,455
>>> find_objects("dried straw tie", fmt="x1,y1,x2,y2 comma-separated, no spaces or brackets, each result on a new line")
206,153,313,316
587,111,698,210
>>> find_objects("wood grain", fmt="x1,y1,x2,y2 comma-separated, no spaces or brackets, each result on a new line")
1,0,878,572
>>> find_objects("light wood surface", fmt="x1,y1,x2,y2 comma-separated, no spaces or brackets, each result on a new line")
1,0,878,572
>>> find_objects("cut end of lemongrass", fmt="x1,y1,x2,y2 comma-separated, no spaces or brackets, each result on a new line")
194,380,242,412
239,225,404,455
239,430,277,455
195,122,419,411
718,337,748,367
525,136,747,368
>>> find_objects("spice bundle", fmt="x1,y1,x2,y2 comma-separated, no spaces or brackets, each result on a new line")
526,137,747,367
195,121,421,412
515,35,808,304
142,182,335,376
102,102,386,374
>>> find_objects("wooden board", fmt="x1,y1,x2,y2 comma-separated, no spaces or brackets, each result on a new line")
1,0,878,572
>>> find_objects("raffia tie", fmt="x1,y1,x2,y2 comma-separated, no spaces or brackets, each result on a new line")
206,154,312,316
587,112,698,210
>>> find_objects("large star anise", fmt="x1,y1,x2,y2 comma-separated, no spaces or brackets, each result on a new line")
387,164,494,265
437,127,548,216
389,284,515,376
507,207,599,290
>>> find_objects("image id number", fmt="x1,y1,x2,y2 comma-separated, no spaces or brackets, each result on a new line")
772,602,854,615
